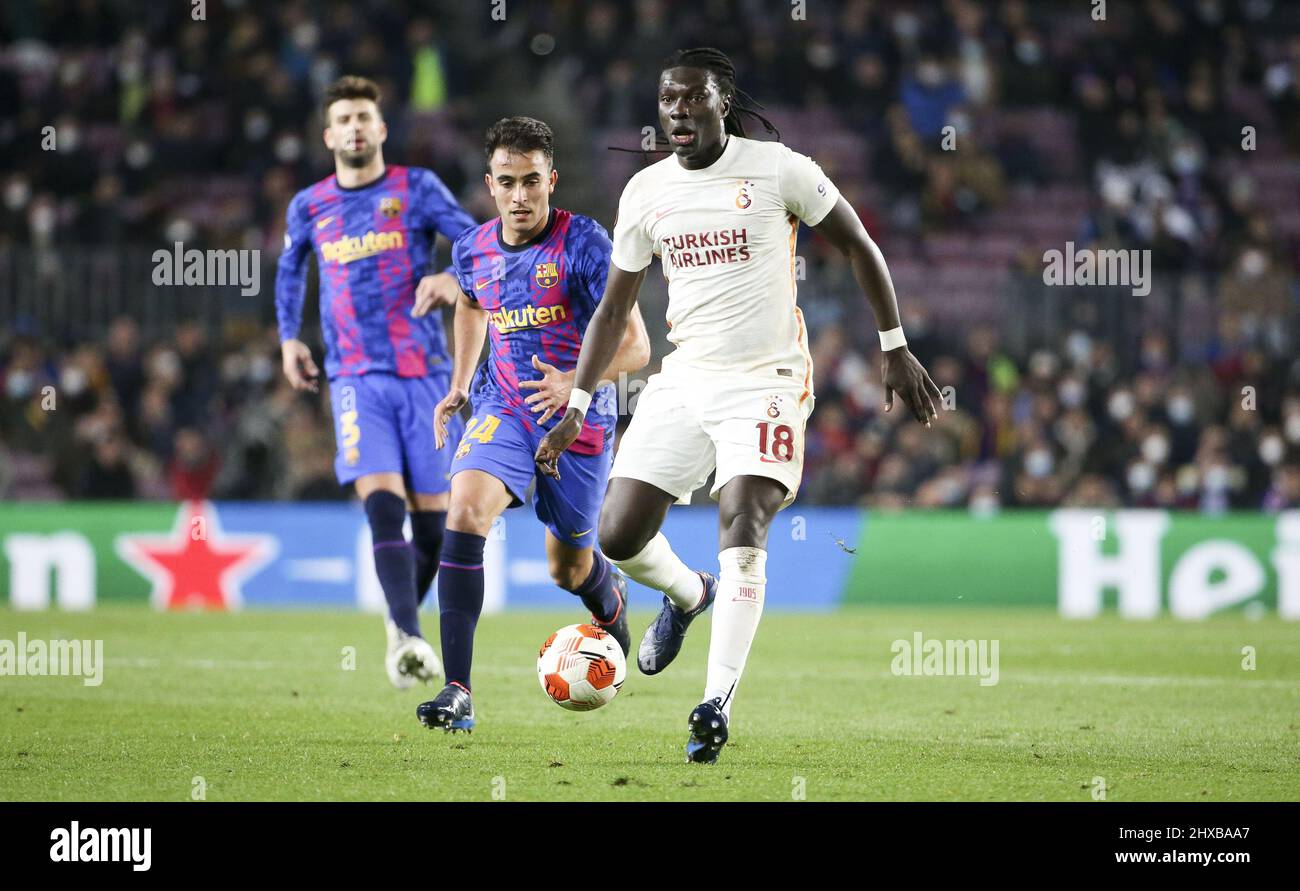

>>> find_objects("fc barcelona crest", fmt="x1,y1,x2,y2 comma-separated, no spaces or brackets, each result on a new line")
535,261,559,288
379,196,402,219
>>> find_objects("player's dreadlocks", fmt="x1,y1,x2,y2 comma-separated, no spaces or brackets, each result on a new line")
665,47,779,139
609,47,779,158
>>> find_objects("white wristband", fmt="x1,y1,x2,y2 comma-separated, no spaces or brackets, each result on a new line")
879,327,907,351
567,387,593,418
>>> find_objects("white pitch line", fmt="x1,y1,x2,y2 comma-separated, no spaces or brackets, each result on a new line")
104,658,161,668
826,669,1298,690
1009,672,1298,690
181,658,281,670
105,657,282,670
100,661,1298,689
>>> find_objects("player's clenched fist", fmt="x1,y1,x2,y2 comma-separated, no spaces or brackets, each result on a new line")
280,339,320,393
534,410,582,480
411,271,462,318
519,354,574,425
433,387,469,449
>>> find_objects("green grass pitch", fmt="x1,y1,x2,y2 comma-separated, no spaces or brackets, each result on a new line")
1,606,1296,801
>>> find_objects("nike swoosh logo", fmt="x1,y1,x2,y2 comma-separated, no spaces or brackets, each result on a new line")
570,528,592,538
654,207,674,219
475,279,493,290
316,216,335,229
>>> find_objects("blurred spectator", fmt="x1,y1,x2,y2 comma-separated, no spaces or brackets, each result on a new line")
169,427,220,500
76,433,137,500
1,0,1298,512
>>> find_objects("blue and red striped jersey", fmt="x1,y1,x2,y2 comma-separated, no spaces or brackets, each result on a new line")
451,208,617,456
276,165,476,379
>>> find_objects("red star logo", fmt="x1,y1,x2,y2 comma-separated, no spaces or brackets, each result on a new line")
116,501,278,610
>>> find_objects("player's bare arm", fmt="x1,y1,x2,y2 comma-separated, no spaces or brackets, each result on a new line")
813,197,942,426
434,289,488,448
521,301,650,424
534,265,647,476
411,271,463,317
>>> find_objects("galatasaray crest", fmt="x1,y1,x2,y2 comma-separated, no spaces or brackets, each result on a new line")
379,196,403,219
535,261,559,288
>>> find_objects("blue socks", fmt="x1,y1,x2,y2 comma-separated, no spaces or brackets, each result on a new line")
569,551,620,623
410,510,446,607
426,527,617,692
365,491,420,638
364,495,446,632
437,529,486,691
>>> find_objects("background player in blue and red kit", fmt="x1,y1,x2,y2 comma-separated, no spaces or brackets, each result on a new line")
415,117,650,732
275,76,476,690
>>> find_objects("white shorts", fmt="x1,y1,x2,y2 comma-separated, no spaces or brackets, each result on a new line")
611,367,814,509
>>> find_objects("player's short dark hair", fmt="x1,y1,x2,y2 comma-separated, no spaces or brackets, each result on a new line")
322,75,382,123
484,116,554,167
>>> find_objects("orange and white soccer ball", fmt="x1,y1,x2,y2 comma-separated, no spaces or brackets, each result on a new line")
536,623,626,711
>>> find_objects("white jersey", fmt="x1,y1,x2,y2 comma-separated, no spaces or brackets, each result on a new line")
611,135,840,395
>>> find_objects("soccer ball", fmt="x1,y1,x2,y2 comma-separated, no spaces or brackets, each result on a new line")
536,623,626,711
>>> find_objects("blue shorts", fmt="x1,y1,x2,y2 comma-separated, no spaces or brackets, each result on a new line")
451,400,611,543
327,372,463,495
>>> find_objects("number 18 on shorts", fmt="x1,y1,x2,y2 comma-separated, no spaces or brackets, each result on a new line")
609,370,813,508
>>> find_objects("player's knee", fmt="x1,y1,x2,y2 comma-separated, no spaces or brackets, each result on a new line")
445,501,496,538
364,490,407,541
718,508,774,549
597,515,649,562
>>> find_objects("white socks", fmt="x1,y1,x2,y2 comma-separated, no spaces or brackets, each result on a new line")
610,532,705,611
615,537,769,722
704,547,767,719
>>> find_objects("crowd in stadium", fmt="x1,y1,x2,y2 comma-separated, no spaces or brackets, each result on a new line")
804,311,1300,511
4,308,1299,511
2,0,1298,510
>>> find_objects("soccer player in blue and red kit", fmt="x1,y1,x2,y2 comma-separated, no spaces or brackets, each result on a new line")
276,76,476,690
415,117,650,731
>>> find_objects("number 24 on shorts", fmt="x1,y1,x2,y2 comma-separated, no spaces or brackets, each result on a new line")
756,421,794,463
455,414,501,459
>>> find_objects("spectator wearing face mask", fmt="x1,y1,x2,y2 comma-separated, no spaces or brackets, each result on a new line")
0,338,58,454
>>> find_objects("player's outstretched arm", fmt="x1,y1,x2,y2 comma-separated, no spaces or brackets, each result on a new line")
813,198,941,426
533,264,646,477
434,289,488,449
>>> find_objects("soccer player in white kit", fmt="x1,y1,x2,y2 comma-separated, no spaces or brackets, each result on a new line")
536,48,940,763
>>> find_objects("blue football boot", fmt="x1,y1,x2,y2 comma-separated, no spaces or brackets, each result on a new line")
416,682,475,733
686,698,729,764
592,570,631,657
637,571,717,675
